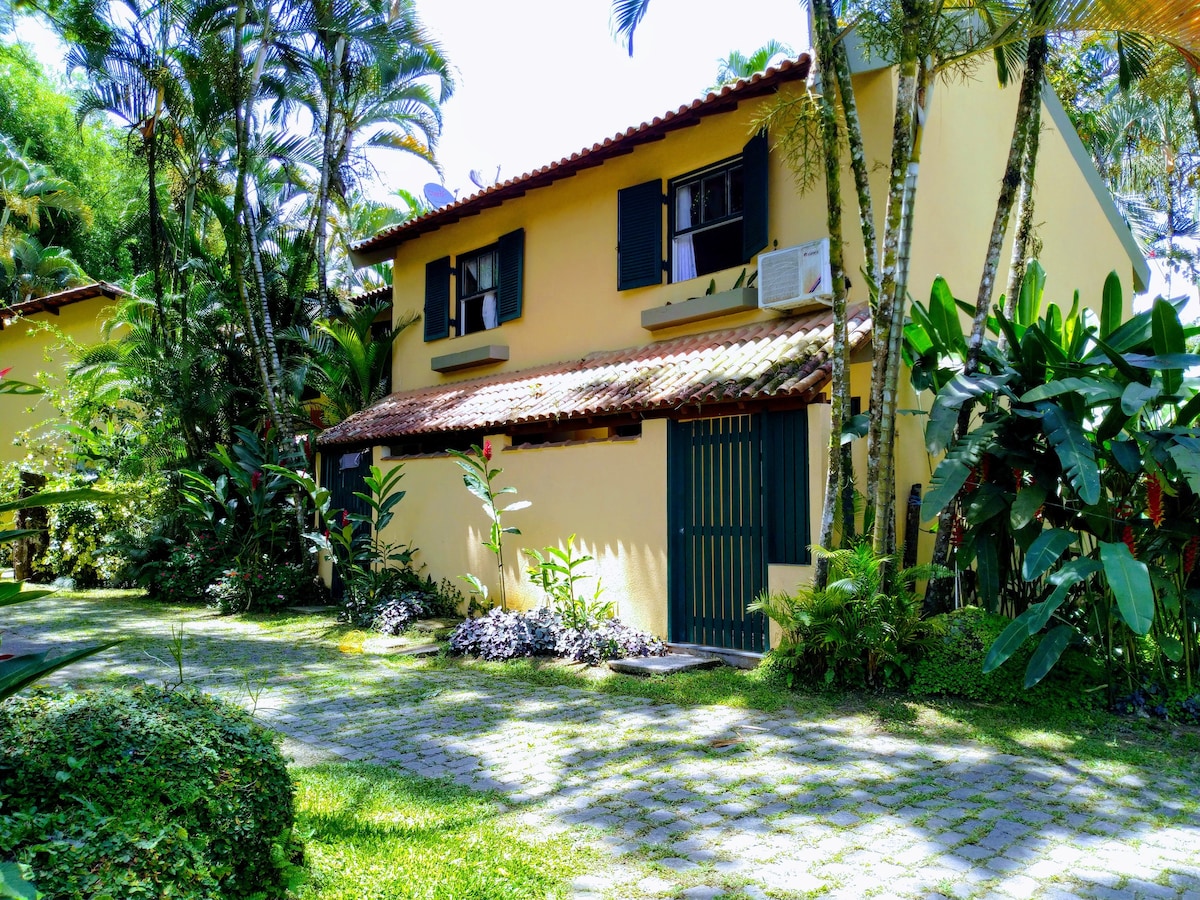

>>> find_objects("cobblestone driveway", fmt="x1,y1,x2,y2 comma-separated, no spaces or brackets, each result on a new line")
5,598,1199,900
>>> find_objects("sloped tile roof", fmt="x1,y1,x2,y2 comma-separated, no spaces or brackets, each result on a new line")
317,306,871,447
0,281,125,325
350,54,813,263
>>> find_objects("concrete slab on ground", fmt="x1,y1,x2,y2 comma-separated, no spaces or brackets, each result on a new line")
608,653,723,676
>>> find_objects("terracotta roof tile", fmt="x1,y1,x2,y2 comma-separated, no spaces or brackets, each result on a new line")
350,55,813,262
317,306,871,447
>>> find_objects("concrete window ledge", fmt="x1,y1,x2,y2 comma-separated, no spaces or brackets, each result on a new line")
431,344,510,373
641,287,759,331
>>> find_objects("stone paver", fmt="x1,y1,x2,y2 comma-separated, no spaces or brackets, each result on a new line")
5,598,1200,900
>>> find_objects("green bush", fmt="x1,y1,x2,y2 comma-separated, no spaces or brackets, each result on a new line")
909,606,1033,703
0,686,295,899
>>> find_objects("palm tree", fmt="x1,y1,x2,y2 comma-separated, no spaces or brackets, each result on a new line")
709,40,794,91
289,298,416,426
0,136,92,249
0,235,88,305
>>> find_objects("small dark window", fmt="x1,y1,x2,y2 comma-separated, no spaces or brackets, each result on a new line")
456,245,500,336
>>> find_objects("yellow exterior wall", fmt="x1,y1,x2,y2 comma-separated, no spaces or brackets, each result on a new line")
363,64,1143,642
375,423,669,637
0,300,109,470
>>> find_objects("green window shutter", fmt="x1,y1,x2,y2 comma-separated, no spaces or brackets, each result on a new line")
742,130,769,262
496,228,525,323
617,179,664,290
762,408,810,564
424,256,451,341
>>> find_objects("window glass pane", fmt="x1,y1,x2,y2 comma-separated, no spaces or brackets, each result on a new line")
688,181,701,228
477,251,495,291
462,258,479,296
729,166,744,214
702,174,726,222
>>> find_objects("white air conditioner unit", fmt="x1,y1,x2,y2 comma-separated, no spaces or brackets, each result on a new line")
758,239,834,312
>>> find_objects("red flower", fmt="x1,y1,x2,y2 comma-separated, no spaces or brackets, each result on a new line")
1122,524,1137,557
1147,474,1165,528
0,367,10,379
1185,536,1199,577
483,439,492,462
341,511,350,527
251,471,262,490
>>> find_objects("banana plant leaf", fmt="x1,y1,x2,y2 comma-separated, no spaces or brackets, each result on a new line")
1024,625,1075,688
1099,541,1154,635
0,642,120,701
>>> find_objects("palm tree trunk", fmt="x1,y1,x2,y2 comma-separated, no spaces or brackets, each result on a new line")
1004,93,1042,307
813,0,851,589
1004,38,1046,311
868,4,920,559
315,62,338,318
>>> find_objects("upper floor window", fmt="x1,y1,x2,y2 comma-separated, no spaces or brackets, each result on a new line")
458,244,500,335
617,131,768,291
671,159,745,282
423,229,524,342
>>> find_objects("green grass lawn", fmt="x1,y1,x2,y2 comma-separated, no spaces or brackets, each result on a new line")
290,763,594,900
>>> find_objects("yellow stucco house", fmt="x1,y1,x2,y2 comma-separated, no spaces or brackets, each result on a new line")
0,282,124,470
318,51,1147,658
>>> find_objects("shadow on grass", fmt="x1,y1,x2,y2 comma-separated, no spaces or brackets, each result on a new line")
10,593,1200,898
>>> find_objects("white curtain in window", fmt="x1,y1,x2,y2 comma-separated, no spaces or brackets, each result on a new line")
673,184,697,282
482,290,498,330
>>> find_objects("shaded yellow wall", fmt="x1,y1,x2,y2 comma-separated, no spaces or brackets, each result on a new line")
368,64,1142,637
375,423,669,637
0,301,108,470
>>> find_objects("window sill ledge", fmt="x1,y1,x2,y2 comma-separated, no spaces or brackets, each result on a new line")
641,287,758,331
431,344,510,373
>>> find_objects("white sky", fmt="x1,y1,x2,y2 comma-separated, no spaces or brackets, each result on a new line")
14,0,811,204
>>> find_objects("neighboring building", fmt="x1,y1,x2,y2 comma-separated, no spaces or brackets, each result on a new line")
318,52,1147,656
0,282,124,470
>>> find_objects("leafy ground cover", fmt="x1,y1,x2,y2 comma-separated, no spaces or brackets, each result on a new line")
291,763,595,900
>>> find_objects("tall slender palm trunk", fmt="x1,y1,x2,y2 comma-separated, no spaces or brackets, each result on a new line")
813,0,852,588
868,4,921,560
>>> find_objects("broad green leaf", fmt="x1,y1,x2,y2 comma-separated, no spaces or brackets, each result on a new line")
0,863,36,900
1100,270,1122,339
1109,439,1141,473
0,584,53,607
1040,403,1101,505
965,486,1008,526
1017,260,1046,327
927,373,1011,455
1022,528,1076,581
1024,625,1074,687
922,423,1000,520
1099,541,1154,635
1167,443,1200,494
502,500,531,513
983,609,1035,673
1010,485,1047,530
1028,558,1101,632
929,276,964,349
1122,353,1200,370
1121,381,1162,416
0,642,120,700
1160,635,1185,663
840,414,869,444
1151,297,1185,395
1174,391,1200,427
0,488,113,514
1021,378,1121,404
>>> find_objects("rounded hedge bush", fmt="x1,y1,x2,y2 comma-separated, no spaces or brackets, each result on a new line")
0,685,295,899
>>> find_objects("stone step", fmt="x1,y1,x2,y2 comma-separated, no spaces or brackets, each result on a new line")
607,652,723,676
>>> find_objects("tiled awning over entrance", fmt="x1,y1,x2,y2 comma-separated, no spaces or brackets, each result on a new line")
316,306,872,447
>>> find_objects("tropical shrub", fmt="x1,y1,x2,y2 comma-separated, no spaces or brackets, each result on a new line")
910,606,1036,703
450,441,528,609
525,534,614,629
372,591,430,634
912,264,1200,696
205,558,322,614
751,543,943,690
0,686,295,899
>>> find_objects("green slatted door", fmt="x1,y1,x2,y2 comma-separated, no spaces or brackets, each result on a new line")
668,415,768,652
321,448,372,601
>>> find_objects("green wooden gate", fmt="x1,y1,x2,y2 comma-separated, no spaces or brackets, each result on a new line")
668,415,768,651
667,410,811,652
320,448,372,600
